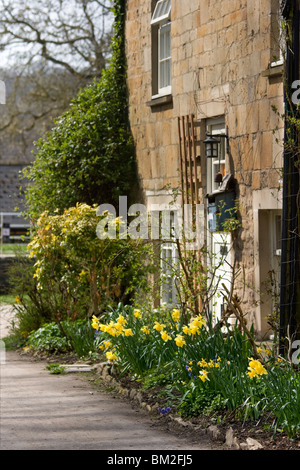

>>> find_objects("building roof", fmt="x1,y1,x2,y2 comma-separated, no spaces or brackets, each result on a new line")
0,165,27,213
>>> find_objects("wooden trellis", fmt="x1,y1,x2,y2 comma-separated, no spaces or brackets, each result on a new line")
177,114,201,207
177,114,203,314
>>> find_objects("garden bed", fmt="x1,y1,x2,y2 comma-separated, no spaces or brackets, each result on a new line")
94,362,300,451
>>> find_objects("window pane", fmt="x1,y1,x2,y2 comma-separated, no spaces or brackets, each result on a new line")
160,62,165,88
151,0,171,25
159,23,171,90
160,29,165,59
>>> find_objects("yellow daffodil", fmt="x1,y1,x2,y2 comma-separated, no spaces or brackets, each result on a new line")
91,315,100,330
189,325,199,335
182,314,205,336
114,322,124,333
198,359,208,368
99,340,112,351
248,368,257,379
117,315,127,325
153,321,165,332
141,326,150,334
182,325,191,335
105,323,117,336
190,314,206,329
171,309,180,322
134,309,142,319
248,358,268,379
161,331,172,342
175,334,186,347
106,351,117,361
199,370,209,382
124,328,133,337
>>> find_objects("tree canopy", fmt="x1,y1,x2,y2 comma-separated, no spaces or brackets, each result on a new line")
0,0,113,164
23,0,138,218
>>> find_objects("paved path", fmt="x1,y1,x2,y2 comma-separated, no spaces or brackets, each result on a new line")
0,351,217,451
0,304,15,339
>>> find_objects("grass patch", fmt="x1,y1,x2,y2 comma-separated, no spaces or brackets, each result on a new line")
0,295,16,305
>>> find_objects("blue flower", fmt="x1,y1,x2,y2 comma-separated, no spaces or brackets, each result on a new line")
158,406,171,415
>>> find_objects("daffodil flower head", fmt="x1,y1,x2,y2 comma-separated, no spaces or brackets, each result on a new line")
134,309,142,319
199,370,209,382
91,315,100,330
182,325,191,335
171,309,180,322
141,326,150,334
106,350,117,361
248,358,268,379
161,331,172,342
198,359,208,368
175,334,186,347
117,315,127,325
124,328,133,337
153,321,165,332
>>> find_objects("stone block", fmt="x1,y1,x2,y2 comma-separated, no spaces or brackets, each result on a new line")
261,131,273,168
252,171,261,189
259,99,270,132
165,145,179,178
246,101,259,134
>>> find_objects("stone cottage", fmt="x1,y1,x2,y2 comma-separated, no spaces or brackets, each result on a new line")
124,0,284,339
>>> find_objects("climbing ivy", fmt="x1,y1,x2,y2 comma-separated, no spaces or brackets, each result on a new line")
23,0,137,218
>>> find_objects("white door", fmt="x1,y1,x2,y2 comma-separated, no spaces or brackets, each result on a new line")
210,232,232,322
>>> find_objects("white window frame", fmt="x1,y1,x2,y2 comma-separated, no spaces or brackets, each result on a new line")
271,0,285,67
206,118,231,322
160,241,179,306
160,210,179,307
151,0,171,26
158,22,171,95
206,119,227,194
151,0,171,98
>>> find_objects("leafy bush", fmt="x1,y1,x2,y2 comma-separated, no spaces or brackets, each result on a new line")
27,203,153,320
27,319,98,357
28,322,71,354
